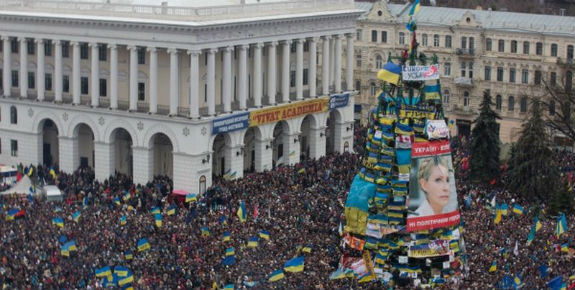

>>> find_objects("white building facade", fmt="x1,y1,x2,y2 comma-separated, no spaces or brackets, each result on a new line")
0,0,363,193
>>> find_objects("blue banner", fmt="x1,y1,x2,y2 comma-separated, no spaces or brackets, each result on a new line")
212,112,250,135
329,93,350,110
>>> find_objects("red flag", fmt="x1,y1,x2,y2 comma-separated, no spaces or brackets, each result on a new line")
16,171,22,182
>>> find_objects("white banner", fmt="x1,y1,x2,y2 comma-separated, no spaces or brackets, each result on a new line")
402,65,440,81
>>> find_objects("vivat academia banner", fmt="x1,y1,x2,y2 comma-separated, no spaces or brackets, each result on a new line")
212,112,250,135
329,93,350,110
402,65,440,81
407,140,460,231
249,98,328,127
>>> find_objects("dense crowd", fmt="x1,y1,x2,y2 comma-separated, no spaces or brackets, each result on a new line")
0,126,574,289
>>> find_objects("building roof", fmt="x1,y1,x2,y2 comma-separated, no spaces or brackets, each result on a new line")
356,1,575,37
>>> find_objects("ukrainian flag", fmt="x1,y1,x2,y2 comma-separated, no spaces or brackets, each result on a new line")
118,275,134,286
114,266,129,277
302,244,312,253
120,215,127,226
60,244,70,257
52,217,64,228
512,204,525,215
259,230,270,240
123,191,131,201
154,213,162,227
137,238,151,252
65,240,77,251
125,250,133,260
494,209,502,225
6,208,18,221
223,284,234,290
408,0,420,16
73,211,81,223
150,206,161,215
237,201,247,223
225,247,235,257
424,84,441,100
561,243,569,252
223,231,231,242
535,215,542,232
377,62,401,85
95,266,112,278
185,193,197,203
49,167,57,179
247,237,259,248
113,197,121,206
557,213,567,238
167,205,176,216
284,256,305,273
489,260,497,272
201,226,210,237
269,269,285,282
500,203,509,215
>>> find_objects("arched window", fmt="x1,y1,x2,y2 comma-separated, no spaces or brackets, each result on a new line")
520,96,528,113
10,106,17,124
463,91,469,107
508,96,515,111
370,82,377,96
199,175,206,195
344,141,350,153
375,55,383,69
496,95,502,110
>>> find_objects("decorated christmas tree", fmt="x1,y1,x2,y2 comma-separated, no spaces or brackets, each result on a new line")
334,0,467,287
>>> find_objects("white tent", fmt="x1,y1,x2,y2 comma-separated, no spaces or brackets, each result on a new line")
0,175,32,195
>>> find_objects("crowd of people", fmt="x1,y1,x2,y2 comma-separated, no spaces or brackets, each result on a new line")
0,125,574,289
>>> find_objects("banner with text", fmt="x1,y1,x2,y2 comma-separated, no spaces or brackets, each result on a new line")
212,112,250,135
408,240,451,258
329,93,350,110
402,65,440,81
249,98,328,127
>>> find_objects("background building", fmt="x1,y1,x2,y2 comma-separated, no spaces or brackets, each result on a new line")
0,0,362,193
354,0,574,143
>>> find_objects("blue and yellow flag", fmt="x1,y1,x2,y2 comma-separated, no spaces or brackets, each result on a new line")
494,208,502,225
408,0,421,16
535,215,542,232
527,226,535,245
167,205,176,216
185,193,197,203
284,256,305,273
118,275,134,287
269,269,285,282
247,237,259,248
124,250,133,260
123,191,131,201
120,215,127,226
302,244,312,253
113,197,121,206
223,231,231,242
60,244,70,257
201,226,211,237
259,230,270,240
500,203,509,215
512,204,525,215
114,266,129,277
150,206,160,215
154,213,162,228
489,260,497,272
6,208,18,221
424,84,441,100
65,240,77,251
377,62,401,85
73,211,81,223
557,213,567,238
49,167,57,179
95,266,112,278
225,247,235,257
513,274,524,289
137,238,151,252
237,201,247,223
52,217,64,228
27,166,34,177
223,284,234,290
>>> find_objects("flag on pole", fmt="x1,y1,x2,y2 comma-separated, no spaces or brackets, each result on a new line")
73,211,81,223
284,256,305,273
377,63,401,85
237,200,247,223
408,0,421,16
268,269,285,282
137,238,151,252
556,213,567,238
489,260,497,272
512,204,525,215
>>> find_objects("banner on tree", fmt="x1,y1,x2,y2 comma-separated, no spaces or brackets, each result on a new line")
407,141,460,231
402,65,440,81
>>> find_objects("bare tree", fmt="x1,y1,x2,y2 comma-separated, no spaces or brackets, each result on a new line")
541,69,575,142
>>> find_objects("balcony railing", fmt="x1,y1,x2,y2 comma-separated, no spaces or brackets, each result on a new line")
456,48,475,57
454,77,473,87
557,57,575,66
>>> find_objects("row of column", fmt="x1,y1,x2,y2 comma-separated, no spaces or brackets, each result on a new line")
2,34,354,117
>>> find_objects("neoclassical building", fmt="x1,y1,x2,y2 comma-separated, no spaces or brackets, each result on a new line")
0,0,363,193
354,1,574,143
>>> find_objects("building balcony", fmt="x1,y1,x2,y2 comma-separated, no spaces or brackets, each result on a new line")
454,77,474,87
451,104,475,115
456,48,475,58
557,57,575,68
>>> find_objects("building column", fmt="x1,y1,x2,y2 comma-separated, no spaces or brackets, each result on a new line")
238,45,248,110
308,127,326,159
222,46,233,113
148,47,158,114
128,45,138,111
53,41,62,102
296,39,304,100
94,141,114,181
19,37,28,98
132,146,153,186
281,40,291,103
267,41,277,105
322,36,330,96
90,43,99,107
253,43,263,107
188,49,200,118
284,133,301,166
2,37,10,97
207,48,216,116
59,136,79,173
168,48,179,116
329,37,335,90
309,37,317,98
254,138,273,172
346,33,354,91
225,145,245,180
109,44,118,109
334,35,342,93
72,41,81,105
36,39,45,101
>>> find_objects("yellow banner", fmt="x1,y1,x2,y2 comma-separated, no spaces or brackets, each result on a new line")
249,98,329,127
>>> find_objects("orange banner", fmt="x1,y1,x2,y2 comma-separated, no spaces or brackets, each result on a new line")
249,98,328,127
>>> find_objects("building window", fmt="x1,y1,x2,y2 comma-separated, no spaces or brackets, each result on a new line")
496,67,503,82
138,82,145,101
469,37,475,50
371,30,377,42
536,42,543,55
370,82,377,96
28,72,35,89
10,140,17,157
460,62,466,77
99,44,107,61
550,100,555,115
444,62,451,76
138,47,146,65
433,34,439,47
484,66,491,81
461,36,467,49
399,32,405,45
303,69,308,85
290,70,295,87
509,68,516,83
445,35,452,48
498,39,505,52
510,40,517,53
468,62,474,78
551,43,558,57
355,80,361,92
80,43,88,59
486,38,492,51
27,40,35,55
99,79,107,97
44,40,52,56
356,54,362,67
508,96,515,111
290,42,296,53
381,31,387,43
550,72,557,86
81,77,88,94
62,41,70,58
10,106,17,124
523,41,530,54
303,41,309,52
356,29,362,41
521,69,529,84
63,75,69,93
534,70,542,85
568,45,574,60
375,55,383,69
45,73,52,91
10,38,18,53
11,70,18,87
422,34,428,46
520,96,528,113
463,91,469,107
443,89,450,104
496,95,502,110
